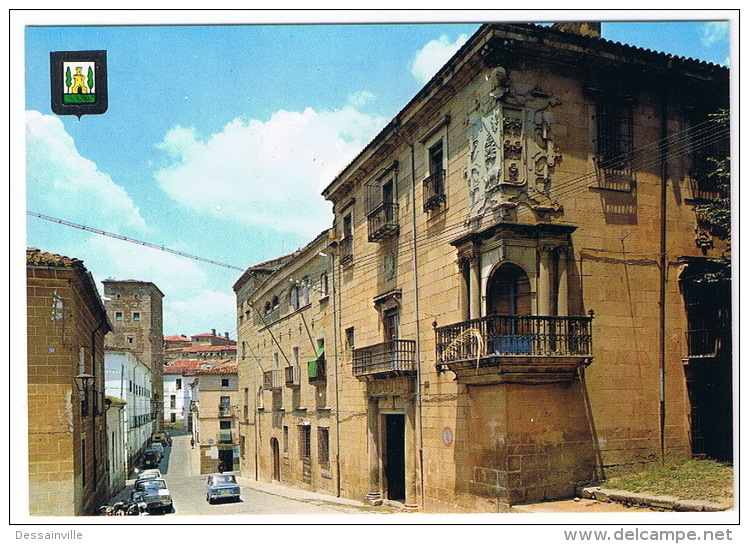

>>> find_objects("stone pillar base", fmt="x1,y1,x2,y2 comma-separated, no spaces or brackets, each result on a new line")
366,493,383,506
402,502,420,511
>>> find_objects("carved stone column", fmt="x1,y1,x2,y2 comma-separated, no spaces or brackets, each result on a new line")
365,397,382,505
538,246,552,316
458,258,470,322
557,247,569,316
403,399,419,510
469,250,482,320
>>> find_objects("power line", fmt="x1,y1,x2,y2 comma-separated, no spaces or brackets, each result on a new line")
27,211,246,272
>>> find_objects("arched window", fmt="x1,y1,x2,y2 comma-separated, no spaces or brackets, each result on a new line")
487,263,531,316
290,286,299,311
264,301,271,316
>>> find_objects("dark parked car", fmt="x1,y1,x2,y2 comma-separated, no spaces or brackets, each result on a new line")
206,474,241,504
141,450,161,469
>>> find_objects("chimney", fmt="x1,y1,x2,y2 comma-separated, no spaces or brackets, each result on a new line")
551,22,601,39
212,328,216,336
225,332,229,339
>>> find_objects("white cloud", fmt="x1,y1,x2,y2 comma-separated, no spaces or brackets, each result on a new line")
154,105,388,238
25,110,148,233
411,34,469,85
700,22,729,47
347,90,376,108
166,290,236,338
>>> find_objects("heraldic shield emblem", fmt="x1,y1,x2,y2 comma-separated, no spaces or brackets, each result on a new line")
50,50,108,118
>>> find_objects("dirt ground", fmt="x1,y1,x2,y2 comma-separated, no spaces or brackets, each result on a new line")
510,497,655,513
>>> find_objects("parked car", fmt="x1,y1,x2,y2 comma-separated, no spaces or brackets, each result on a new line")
206,473,241,504
149,442,165,458
132,478,173,514
151,431,172,447
134,468,162,484
141,450,161,469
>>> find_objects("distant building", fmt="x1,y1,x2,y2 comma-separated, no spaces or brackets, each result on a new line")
26,248,112,516
189,361,240,474
102,279,165,431
163,358,200,431
104,396,127,497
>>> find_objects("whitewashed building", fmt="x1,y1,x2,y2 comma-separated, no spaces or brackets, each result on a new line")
163,359,199,431
104,348,155,470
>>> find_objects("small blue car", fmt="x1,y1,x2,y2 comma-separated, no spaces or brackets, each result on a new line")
206,474,241,504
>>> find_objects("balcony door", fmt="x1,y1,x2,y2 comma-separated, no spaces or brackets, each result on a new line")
486,263,532,354
383,308,399,342
487,263,531,316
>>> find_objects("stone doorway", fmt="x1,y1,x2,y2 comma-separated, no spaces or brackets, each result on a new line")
384,414,406,502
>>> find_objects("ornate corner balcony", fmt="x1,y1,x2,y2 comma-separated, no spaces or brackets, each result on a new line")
435,313,594,385
353,339,416,381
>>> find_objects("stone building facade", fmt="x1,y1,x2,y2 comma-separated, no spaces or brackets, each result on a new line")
234,231,338,493
102,279,165,431
235,23,731,511
26,249,112,516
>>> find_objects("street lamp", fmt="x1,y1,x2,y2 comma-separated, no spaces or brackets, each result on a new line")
75,373,94,417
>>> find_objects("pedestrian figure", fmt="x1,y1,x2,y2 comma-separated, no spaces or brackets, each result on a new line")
190,437,195,449
218,461,225,473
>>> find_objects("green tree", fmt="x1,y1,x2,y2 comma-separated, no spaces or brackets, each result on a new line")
693,110,730,282
65,66,72,92
87,66,94,93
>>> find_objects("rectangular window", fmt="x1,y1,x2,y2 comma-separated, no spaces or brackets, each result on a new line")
299,425,311,459
221,378,229,387
243,388,249,420
318,427,330,468
115,311,123,321
219,420,232,430
170,413,176,423
345,327,355,352
176,379,182,390
424,139,447,211
132,312,141,321
340,213,353,264
595,94,634,191
170,395,176,409
283,426,289,453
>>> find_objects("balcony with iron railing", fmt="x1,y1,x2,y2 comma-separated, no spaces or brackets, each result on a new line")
218,429,233,444
353,339,416,381
339,235,353,265
218,403,233,418
423,169,446,212
687,171,725,202
263,369,283,390
285,365,301,387
435,313,594,384
367,202,400,242
685,329,724,359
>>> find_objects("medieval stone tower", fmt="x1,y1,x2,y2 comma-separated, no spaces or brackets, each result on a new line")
102,279,165,430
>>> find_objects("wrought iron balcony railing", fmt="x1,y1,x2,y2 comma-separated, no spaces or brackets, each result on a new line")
285,365,301,387
218,404,233,417
353,339,416,380
218,430,233,444
435,314,594,384
685,329,722,359
339,235,353,265
263,369,283,390
367,202,399,242
423,169,446,212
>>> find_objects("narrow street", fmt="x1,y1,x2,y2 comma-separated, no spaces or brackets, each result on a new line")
113,432,392,516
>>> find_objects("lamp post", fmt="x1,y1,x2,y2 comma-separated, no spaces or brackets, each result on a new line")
74,372,97,492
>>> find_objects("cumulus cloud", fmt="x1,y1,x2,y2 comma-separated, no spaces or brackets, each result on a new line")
347,90,376,108
411,34,469,85
25,110,148,233
154,105,388,238
700,21,729,47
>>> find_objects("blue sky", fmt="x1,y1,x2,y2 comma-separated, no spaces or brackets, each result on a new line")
18,12,732,338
